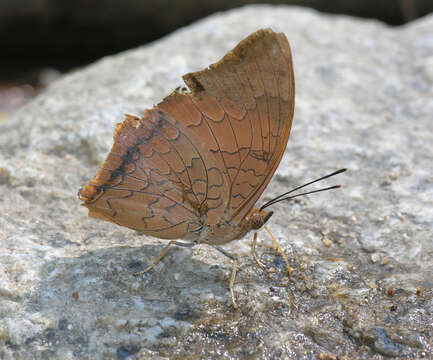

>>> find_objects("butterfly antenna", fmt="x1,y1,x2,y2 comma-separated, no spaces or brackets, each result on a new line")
260,168,346,210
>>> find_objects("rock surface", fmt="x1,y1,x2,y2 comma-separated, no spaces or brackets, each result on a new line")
0,5,432,359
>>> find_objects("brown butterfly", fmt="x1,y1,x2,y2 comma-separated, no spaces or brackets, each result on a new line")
78,29,345,308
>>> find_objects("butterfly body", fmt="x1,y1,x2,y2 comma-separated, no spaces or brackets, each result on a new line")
188,207,272,245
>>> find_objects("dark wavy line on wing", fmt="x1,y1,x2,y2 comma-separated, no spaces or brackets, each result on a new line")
104,190,134,218
234,181,257,189
232,192,247,200
162,214,176,225
209,146,252,156
164,201,179,212
142,197,159,219
206,196,224,210
226,165,266,178
141,220,187,233
206,167,224,185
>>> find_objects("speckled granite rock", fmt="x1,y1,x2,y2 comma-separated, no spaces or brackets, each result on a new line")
0,5,432,359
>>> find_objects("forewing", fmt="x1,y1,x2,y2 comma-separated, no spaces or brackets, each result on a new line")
160,29,295,225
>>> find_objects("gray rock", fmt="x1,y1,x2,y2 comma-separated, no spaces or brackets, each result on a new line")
0,5,432,359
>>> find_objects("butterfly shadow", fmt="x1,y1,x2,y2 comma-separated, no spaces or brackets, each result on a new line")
20,237,303,357
33,243,235,326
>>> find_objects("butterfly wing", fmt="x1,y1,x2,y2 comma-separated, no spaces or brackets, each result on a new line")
79,29,294,239
159,29,295,226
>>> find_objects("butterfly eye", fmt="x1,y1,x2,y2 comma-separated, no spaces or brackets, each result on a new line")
251,214,264,230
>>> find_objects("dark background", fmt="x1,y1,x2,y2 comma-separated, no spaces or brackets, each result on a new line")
0,0,431,114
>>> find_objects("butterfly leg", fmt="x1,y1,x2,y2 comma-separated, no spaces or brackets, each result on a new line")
212,245,239,309
264,226,294,279
229,256,239,309
213,245,234,260
133,240,196,277
251,232,267,270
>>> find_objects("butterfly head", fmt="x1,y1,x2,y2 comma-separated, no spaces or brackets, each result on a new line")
248,208,274,230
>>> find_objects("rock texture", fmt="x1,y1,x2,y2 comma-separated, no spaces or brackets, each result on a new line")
0,5,432,359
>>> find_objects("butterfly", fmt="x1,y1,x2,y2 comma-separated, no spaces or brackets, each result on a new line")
78,28,344,308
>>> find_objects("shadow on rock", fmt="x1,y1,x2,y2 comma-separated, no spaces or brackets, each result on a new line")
27,244,230,357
